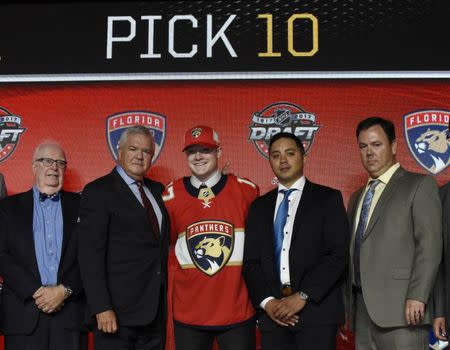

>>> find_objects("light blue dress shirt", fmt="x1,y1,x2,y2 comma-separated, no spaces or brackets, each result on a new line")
32,186,63,286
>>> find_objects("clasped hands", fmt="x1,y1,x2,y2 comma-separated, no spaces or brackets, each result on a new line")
265,293,307,326
33,284,65,314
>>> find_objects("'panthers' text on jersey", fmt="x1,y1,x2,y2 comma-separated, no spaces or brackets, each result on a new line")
163,174,259,327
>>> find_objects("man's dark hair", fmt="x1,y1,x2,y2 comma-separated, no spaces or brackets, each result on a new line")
356,117,396,143
269,132,305,155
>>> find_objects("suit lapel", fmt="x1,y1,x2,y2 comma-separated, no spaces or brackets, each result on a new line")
264,189,279,285
111,169,147,214
291,180,313,242
363,167,406,240
349,187,364,259
60,191,73,259
146,178,168,240
23,190,41,281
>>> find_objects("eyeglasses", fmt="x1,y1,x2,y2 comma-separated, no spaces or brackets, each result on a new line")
34,158,67,169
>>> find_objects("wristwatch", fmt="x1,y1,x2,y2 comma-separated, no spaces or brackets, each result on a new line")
299,291,309,301
63,285,73,299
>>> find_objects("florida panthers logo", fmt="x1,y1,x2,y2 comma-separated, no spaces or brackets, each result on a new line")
404,110,450,175
106,111,166,165
186,220,234,276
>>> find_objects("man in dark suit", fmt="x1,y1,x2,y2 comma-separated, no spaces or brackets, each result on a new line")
243,132,349,349
347,117,441,349
0,172,6,199
433,181,450,341
0,142,86,350
77,125,169,350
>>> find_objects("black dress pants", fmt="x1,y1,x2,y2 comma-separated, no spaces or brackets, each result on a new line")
260,324,337,350
174,321,255,350
5,313,87,350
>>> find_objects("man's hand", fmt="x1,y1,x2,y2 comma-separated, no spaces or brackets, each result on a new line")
273,293,307,321
96,310,118,333
265,299,298,326
405,299,425,325
33,285,65,313
433,317,447,340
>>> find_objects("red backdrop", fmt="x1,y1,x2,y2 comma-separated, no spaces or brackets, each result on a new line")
0,80,448,349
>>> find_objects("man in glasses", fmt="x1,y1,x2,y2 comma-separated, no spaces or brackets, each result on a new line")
0,142,86,350
163,125,259,350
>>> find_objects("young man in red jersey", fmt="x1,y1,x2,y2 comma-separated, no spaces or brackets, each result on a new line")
163,125,259,350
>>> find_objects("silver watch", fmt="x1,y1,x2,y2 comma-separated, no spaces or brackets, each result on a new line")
63,285,73,299
299,291,309,301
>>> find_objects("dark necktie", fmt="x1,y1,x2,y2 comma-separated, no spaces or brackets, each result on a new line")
353,179,380,287
39,192,60,202
136,181,160,238
273,188,297,282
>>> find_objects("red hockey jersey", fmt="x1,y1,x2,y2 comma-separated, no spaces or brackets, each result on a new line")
163,174,259,327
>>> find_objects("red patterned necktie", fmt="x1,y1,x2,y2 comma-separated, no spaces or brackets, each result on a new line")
136,181,160,238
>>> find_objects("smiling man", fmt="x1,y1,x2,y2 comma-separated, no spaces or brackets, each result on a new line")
243,132,349,350
163,125,259,350
347,117,442,350
0,142,85,350
77,126,169,350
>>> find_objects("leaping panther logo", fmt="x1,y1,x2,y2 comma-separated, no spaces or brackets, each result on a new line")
404,110,450,175
194,236,231,275
414,129,449,173
186,220,234,276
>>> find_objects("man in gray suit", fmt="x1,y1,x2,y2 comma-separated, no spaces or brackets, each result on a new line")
347,117,442,349
433,182,450,341
0,173,6,199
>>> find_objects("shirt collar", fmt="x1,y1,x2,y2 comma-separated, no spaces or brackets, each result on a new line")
32,186,60,202
116,166,138,186
190,169,222,189
277,175,306,193
366,162,400,187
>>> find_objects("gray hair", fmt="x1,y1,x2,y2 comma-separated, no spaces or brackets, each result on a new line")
118,126,154,148
32,141,66,162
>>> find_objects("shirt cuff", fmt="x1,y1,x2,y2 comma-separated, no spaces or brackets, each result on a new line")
260,296,275,310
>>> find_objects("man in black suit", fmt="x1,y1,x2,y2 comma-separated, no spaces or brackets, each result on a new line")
78,125,169,350
243,132,349,350
0,142,86,350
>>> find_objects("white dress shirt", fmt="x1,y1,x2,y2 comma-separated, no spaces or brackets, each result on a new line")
260,176,306,309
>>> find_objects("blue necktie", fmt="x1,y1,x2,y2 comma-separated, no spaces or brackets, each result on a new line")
273,188,297,282
353,179,380,287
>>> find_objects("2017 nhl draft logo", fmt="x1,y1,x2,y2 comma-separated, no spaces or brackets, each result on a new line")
0,107,26,163
403,109,449,175
106,111,166,164
249,102,321,158
186,220,234,276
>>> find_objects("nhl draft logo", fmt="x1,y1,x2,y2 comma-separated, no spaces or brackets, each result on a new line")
249,102,321,158
106,111,166,164
0,107,26,163
186,220,234,276
403,109,450,175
